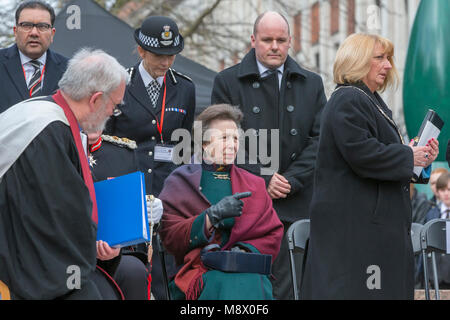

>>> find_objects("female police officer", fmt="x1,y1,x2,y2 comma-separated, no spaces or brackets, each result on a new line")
105,16,196,300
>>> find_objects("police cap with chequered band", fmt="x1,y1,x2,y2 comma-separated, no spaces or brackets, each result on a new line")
134,16,184,55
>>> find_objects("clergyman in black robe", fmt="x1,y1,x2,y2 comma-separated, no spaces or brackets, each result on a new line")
0,48,128,300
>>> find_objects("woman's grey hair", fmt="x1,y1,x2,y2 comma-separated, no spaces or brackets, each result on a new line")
58,48,128,101
193,104,243,146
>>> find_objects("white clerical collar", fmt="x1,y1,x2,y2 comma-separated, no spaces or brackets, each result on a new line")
19,50,47,67
139,61,164,87
256,59,284,77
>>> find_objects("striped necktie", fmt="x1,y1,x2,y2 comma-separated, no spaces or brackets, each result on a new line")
146,79,161,108
262,69,276,78
28,60,42,97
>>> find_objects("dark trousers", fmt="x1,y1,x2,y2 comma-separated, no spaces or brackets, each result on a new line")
271,220,305,300
91,268,122,300
114,255,149,300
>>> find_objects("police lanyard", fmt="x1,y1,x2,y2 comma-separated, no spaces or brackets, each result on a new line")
155,74,167,144
22,64,46,97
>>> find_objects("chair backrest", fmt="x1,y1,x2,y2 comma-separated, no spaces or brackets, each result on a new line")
421,219,447,253
411,223,424,255
287,219,310,253
420,219,448,300
287,219,310,300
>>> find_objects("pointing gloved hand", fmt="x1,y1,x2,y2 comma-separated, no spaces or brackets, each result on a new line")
205,192,252,228
146,195,163,225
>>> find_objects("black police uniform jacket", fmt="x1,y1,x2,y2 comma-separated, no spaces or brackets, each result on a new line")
211,48,327,222
301,82,427,300
0,44,68,113
90,137,149,270
105,64,196,197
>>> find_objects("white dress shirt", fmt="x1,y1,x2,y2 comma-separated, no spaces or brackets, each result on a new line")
440,203,450,219
19,50,46,87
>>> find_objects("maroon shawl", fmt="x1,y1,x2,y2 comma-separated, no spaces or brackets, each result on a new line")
159,164,283,299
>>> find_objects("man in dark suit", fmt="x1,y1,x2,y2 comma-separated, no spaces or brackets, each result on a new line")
211,11,326,299
0,0,68,113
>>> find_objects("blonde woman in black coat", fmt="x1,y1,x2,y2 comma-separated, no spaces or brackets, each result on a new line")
302,33,439,300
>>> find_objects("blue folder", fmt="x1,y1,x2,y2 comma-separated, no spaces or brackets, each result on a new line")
94,171,149,248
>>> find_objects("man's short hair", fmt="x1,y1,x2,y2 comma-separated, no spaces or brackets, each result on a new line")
15,0,56,26
436,172,450,191
253,11,290,36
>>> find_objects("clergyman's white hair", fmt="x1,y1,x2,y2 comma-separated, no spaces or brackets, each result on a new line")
58,48,128,101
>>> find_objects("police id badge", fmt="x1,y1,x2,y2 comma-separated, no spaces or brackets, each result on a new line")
154,144,174,163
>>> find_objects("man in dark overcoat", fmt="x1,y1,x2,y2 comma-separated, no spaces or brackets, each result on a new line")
211,11,326,299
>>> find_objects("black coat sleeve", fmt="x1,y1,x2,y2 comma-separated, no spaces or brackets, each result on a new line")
283,76,326,195
0,122,97,299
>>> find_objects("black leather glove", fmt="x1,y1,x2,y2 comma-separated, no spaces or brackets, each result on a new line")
205,192,252,228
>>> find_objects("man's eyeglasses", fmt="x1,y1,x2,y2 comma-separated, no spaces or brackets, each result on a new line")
17,22,52,32
113,103,124,116
104,93,124,116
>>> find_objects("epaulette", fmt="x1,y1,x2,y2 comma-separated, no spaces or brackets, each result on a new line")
101,134,137,150
169,68,193,84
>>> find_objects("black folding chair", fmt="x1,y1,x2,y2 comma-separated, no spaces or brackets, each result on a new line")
286,219,310,300
420,219,448,300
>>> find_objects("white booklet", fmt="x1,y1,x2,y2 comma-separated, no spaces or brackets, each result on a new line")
412,109,444,180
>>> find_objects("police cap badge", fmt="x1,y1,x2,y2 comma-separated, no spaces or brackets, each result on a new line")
134,16,184,55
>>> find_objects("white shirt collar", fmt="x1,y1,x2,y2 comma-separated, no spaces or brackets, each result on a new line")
18,50,47,67
440,203,450,215
139,61,164,87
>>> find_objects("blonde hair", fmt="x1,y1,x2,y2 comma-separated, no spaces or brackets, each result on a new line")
333,33,399,92
431,167,448,176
